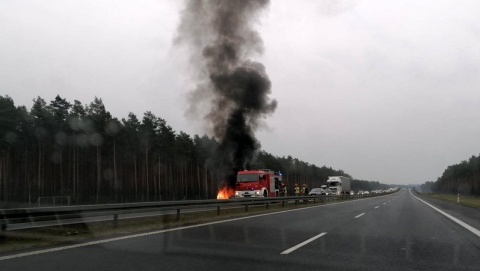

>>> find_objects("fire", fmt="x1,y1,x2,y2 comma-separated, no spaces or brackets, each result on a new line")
217,186,235,199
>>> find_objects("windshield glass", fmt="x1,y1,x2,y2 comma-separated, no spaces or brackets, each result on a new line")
2,1,480,270
237,174,260,182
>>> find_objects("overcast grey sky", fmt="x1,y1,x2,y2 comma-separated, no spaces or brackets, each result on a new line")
2,0,480,185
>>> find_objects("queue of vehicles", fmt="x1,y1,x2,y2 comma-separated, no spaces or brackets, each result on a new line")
357,188,398,195
233,170,398,198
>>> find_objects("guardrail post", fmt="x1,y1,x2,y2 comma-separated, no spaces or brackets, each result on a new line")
0,223,6,241
176,209,180,221
282,200,285,207
245,205,248,212
217,206,220,215
266,202,269,209
113,214,118,229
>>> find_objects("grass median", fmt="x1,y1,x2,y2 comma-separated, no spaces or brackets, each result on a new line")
0,198,335,255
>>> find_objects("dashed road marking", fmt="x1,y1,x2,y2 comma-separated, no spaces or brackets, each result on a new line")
374,206,379,209
281,232,327,254
355,213,365,218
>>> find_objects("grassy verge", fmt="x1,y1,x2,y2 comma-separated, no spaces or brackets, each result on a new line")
426,193,480,209
0,199,330,255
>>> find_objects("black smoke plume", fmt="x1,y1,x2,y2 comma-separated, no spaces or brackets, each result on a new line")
176,0,277,188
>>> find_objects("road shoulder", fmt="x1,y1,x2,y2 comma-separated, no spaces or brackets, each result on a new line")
412,192,480,235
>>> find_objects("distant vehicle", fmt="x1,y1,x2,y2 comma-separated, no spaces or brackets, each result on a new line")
308,188,332,195
308,188,322,195
363,191,370,195
326,176,352,195
358,190,364,195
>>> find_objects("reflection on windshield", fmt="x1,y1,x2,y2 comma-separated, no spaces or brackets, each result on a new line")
237,174,260,182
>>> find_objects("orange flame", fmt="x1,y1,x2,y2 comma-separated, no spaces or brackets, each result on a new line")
217,186,235,199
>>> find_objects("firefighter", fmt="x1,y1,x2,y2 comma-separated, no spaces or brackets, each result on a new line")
302,184,309,195
294,184,300,196
281,183,287,196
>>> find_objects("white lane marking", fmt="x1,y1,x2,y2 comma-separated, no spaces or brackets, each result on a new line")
410,190,480,238
374,206,379,209
355,213,365,218
280,232,327,254
383,203,386,205
0,196,379,261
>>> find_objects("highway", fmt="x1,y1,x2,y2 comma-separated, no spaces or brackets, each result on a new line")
1,189,479,270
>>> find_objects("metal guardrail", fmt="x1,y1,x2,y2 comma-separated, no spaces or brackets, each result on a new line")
0,193,387,232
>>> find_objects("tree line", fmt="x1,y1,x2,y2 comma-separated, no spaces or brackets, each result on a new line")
1,95,388,206
350,179,391,192
428,154,480,196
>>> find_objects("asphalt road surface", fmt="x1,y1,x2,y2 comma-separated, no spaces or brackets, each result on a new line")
1,189,479,270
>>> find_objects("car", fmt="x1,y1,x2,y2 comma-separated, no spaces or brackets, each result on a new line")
308,188,323,195
308,188,332,196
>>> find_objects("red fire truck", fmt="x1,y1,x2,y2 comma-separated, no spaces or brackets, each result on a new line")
234,169,283,198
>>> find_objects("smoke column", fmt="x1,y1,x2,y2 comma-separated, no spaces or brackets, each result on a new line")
176,0,277,188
